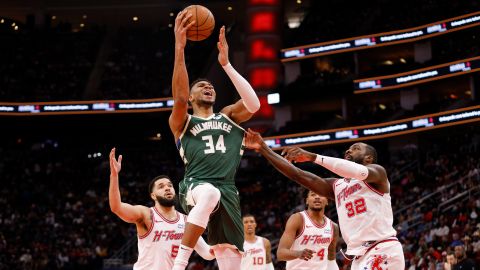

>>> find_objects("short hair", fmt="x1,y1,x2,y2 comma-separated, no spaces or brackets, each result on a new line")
148,175,172,194
303,188,311,199
364,143,378,163
189,78,212,91
242,213,255,219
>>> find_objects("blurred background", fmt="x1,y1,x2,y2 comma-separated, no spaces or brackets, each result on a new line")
0,0,479,269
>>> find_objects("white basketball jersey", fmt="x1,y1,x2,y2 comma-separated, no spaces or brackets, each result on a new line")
133,208,185,270
333,178,397,255
241,236,267,270
286,211,333,270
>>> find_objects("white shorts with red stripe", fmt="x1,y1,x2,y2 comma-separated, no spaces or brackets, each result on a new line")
351,239,405,270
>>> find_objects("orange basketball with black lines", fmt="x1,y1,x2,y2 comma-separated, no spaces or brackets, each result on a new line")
184,5,215,41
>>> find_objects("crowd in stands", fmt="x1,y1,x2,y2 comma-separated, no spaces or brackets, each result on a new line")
357,27,480,78
0,24,218,102
285,0,479,47
0,27,103,102
282,25,479,96
97,26,218,100
96,28,170,100
390,127,480,270
275,93,472,136
277,20,478,135
1,125,479,269
0,2,479,269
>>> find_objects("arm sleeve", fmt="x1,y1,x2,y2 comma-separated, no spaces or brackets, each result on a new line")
314,155,369,181
222,63,260,113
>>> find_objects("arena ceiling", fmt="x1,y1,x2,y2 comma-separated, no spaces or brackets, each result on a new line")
0,0,309,28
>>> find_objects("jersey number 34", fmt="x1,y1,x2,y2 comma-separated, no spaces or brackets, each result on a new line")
202,135,226,154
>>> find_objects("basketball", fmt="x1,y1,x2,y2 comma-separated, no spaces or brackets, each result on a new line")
183,5,215,41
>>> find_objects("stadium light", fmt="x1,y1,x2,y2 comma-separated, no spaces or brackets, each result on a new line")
267,93,280,104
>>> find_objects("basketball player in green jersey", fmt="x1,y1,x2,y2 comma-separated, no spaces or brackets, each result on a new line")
170,10,260,270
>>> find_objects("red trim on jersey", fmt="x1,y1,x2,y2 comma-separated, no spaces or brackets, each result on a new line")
153,207,180,224
295,213,306,240
304,210,327,229
138,209,155,239
363,181,384,196
363,237,399,257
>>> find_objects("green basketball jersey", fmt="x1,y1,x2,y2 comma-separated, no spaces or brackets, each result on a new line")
177,113,245,183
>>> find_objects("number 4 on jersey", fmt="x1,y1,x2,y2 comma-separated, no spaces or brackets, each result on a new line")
202,135,226,154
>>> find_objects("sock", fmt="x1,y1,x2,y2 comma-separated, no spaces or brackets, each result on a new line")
172,244,193,270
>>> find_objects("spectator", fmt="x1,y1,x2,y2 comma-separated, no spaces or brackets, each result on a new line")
453,245,478,270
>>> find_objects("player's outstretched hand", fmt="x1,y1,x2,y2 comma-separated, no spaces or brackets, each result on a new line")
217,26,230,66
281,147,315,163
245,128,263,151
297,248,314,261
174,10,195,49
109,148,123,176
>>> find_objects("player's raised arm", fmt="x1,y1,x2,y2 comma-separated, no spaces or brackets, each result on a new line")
218,26,260,124
169,10,196,141
108,148,149,224
283,143,389,193
245,129,335,200
277,213,314,261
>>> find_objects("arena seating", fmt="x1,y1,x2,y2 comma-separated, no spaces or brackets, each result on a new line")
1,126,478,269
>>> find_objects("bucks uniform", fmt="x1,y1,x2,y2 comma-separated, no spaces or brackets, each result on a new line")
177,113,245,251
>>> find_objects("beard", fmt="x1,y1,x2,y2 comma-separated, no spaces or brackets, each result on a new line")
352,156,364,164
156,195,176,207
198,98,215,106
307,204,323,212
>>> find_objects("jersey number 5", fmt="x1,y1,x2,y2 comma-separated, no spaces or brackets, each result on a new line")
171,245,179,258
345,198,367,218
202,135,226,154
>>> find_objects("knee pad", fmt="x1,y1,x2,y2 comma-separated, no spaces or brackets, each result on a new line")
186,184,221,228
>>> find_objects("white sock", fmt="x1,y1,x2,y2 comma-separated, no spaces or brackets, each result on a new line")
172,244,193,270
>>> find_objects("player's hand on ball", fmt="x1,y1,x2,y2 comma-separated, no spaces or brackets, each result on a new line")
245,128,263,151
281,147,314,163
174,10,195,49
109,148,123,176
217,26,230,66
297,249,314,261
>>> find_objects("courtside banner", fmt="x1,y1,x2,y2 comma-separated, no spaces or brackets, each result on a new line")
0,98,175,116
354,56,480,93
281,11,480,62
264,105,480,149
